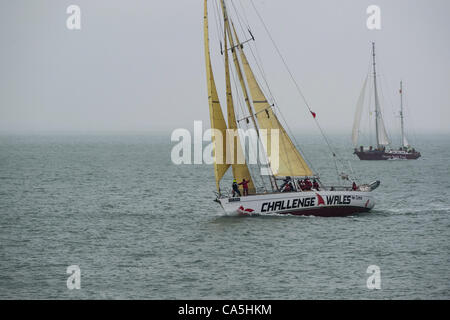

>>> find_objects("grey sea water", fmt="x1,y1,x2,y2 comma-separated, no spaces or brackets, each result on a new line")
0,133,449,299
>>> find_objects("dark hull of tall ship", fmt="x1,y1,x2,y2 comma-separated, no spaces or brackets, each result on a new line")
354,150,421,160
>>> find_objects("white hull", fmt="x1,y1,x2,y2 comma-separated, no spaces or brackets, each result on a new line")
218,190,375,217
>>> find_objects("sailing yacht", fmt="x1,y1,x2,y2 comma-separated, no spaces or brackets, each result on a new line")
352,43,421,160
204,0,379,216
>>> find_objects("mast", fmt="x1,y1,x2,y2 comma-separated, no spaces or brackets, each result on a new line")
220,0,278,191
372,42,380,148
370,42,390,148
220,0,258,133
223,9,257,194
400,81,405,148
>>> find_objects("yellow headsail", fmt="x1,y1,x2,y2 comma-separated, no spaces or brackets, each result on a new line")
232,24,313,177
204,0,230,190
224,23,256,194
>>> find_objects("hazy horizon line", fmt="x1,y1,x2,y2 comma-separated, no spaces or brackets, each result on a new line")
0,129,449,136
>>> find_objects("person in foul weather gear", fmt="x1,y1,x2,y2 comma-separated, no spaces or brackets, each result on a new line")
299,179,306,191
281,180,292,192
232,179,241,197
281,176,293,192
238,179,249,196
313,179,320,191
304,178,312,191
352,181,358,191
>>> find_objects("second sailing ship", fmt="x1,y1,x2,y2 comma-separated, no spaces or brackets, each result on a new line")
352,43,421,160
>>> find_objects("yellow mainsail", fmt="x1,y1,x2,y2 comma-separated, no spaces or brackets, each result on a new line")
231,24,313,177
204,0,230,190
204,0,314,195
223,23,256,194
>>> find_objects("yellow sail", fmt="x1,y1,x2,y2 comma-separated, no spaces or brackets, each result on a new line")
231,25,313,177
224,24,256,194
204,0,230,190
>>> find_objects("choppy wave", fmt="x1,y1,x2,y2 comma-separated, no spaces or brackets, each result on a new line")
0,134,449,299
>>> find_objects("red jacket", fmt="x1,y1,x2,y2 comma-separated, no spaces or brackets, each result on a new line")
305,179,312,190
239,180,249,189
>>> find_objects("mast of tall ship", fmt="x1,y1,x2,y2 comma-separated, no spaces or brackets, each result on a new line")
372,42,380,149
399,81,405,148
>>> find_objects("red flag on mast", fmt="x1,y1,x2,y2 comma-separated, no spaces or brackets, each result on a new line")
310,111,316,118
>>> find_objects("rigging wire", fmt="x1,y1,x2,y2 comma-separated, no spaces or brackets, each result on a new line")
223,2,278,189
375,63,394,146
228,0,321,179
402,84,419,146
215,0,269,191
230,61,269,191
378,59,416,149
249,0,344,182
358,56,376,148
229,2,301,178
213,0,224,39
355,60,373,148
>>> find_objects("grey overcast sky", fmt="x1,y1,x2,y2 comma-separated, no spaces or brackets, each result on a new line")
0,0,449,134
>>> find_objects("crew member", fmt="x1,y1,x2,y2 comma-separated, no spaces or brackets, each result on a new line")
313,179,320,191
352,181,358,191
239,178,249,196
282,182,292,192
232,179,241,197
281,176,292,192
304,178,312,191
299,179,306,191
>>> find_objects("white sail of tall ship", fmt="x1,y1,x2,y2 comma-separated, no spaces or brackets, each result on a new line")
352,43,421,160
204,0,379,216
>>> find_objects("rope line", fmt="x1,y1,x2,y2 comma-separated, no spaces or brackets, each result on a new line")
249,0,344,182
